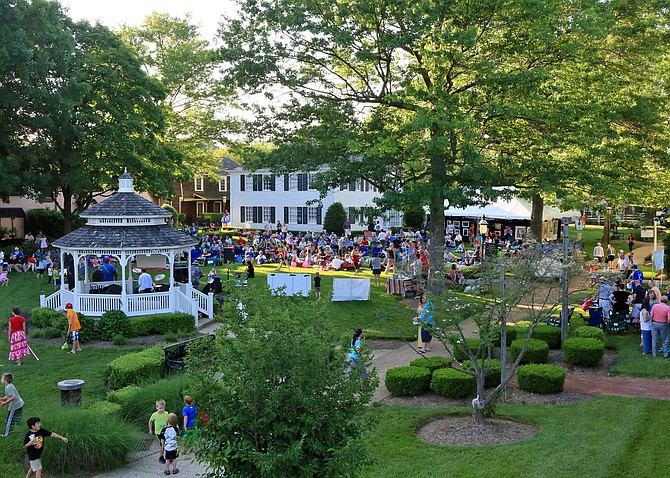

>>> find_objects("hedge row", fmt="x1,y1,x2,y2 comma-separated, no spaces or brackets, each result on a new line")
106,346,166,389
517,364,566,393
510,338,549,364
573,326,605,342
532,325,562,350
129,313,196,336
563,338,605,367
431,368,476,398
462,359,502,388
449,337,483,362
385,366,432,396
409,356,452,372
30,307,97,343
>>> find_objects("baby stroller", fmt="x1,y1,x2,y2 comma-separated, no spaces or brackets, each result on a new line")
606,310,628,334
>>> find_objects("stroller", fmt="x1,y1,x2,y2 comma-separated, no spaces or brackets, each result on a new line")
606,310,628,334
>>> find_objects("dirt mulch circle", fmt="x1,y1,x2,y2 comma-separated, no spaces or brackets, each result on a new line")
417,415,539,446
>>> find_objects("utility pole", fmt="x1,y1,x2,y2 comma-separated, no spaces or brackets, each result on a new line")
561,217,570,344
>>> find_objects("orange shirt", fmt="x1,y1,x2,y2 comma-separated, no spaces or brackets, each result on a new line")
67,309,80,332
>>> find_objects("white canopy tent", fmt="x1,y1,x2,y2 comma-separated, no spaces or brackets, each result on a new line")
444,196,580,221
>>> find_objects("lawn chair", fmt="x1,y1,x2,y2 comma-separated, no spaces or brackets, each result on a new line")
584,306,606,329
545,307,574,328
606,310,628,334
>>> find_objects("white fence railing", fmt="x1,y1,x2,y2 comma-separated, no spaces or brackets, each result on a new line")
126,293,171,314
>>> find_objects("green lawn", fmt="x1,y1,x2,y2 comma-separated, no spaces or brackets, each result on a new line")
363,396,663,478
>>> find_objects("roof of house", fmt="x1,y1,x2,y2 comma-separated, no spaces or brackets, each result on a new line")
0,208,26,218
52,225,196,249
81,192,170,218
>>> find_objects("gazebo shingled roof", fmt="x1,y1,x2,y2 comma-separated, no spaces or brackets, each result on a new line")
80,192,171,218
52,225,197,249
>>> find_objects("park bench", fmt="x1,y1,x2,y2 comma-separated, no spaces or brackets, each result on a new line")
163,334,214,371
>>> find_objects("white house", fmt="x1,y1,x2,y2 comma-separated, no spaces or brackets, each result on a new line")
228,167,403,232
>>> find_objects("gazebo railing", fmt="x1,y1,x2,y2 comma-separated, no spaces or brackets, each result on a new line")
126,292,171,314
79,294,123,315
191,287,213,320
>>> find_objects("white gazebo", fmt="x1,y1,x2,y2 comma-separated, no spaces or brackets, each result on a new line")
41,170,213,325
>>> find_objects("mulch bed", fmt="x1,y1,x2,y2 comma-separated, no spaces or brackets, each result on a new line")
417,415,539,446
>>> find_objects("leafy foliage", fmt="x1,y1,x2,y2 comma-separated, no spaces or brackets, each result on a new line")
574,326,606,342
431,368,477,399
323,202,347,235
98,310,130,341
385,366,432,396
517,364,566,394
563,338,605,367
532,324,562,350
409,356,452,372
186,284,377,478
511,338,550,365
105,346,166,389
462,359,502,389
128,313,195,336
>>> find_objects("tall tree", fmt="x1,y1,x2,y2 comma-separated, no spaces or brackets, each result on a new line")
217,0,669,290
120,13,237,179
0,0,182,233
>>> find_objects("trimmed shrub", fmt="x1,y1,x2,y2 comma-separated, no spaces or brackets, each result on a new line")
77,314,99,343
39,405,134,473
431,368,476,398
106,346,166,389
112,333,128,346
98,310,130,341
30,307,64,329
532,324,562,349
563,337,605,367
128,313,196,337
462,359,502,388
44,327,64,339
409,356,452,372
385,366,432,396
574,326,605,342
510,338,549,364
480,324,518,346
517,364,566,393
106,376,191,427
448,336,483,362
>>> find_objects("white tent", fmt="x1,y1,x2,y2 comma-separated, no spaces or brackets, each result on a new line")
444,196,580,221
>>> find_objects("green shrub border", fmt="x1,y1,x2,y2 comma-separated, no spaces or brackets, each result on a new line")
106,346,166,389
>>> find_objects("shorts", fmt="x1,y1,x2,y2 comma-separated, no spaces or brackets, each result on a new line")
29,459,43,472
70,330,79,341
165,449,179,461
372,269,381,275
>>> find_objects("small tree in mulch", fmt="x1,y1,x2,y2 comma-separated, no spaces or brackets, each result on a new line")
418,247,583,425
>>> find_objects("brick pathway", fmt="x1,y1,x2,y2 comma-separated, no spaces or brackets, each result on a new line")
562,374,670,400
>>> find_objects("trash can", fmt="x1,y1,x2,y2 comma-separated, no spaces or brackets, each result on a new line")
57,379,85,407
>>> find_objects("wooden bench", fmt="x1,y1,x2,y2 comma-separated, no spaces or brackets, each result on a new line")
163,335,214,371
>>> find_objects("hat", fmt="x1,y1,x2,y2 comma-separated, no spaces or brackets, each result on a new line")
596,243,601,246
104,257,111,262
65,303,73,309
632,264,637,269
14,247,19,251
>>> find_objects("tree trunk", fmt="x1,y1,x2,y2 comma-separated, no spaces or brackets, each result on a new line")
530,193,543,241
471,375,486,426
602,212,610,246
62,188,74,235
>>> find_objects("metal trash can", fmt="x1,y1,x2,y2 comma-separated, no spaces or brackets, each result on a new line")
57,379,85,407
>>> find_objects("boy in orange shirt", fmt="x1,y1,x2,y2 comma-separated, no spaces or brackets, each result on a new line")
65,303,81,354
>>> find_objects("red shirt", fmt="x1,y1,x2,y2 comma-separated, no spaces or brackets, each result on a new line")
651,302,670,323
8,315,25,334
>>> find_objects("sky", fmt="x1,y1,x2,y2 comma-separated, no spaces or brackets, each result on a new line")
58,0,237,41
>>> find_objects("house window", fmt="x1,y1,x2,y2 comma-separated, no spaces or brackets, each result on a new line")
213,201,222,213
262,206,273,222
218,177,227,192
196,202,205,215
195,177,204,192
263,175,274,191
307,207,319,225
244,207,255,223
308,173,318,189
288,207,299,224
384,210,403,228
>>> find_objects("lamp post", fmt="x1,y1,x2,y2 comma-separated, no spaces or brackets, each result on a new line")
479,215,489,261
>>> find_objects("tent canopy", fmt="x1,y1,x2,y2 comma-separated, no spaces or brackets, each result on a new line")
444,196,580,221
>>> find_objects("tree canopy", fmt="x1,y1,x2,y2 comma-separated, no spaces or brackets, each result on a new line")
217,0,669,286
0,0,182,233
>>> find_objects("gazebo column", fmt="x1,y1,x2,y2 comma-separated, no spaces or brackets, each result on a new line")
120,252,128,313
59,250,67,292
168,252,176,312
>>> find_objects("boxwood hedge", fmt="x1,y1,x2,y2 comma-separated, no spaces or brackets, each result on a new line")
532,324,562,349
462,359,502,388
449,337,483,362
128,313,196,336
517,364,566,393
563,337,605,367
573,326,605,342
385,366,432,396
105,346,166,389
409,356,452,372
431,367,476,398
510,338,549,364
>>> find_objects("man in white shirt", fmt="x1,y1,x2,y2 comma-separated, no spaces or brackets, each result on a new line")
330,256,344,270
137,269,154,293
593,243,604,262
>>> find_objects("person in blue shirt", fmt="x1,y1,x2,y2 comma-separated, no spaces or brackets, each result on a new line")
630,264,644,283
100,258,117,281
346,329,367,379
182,395,196,435
418,301,435,354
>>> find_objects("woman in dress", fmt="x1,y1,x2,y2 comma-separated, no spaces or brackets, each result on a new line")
8,308,29,366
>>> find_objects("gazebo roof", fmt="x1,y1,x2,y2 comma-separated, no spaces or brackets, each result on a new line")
52,225,196,249
81,192,170,218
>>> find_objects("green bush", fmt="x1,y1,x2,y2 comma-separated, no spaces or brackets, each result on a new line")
431,367,476,398
106,346,166,389
409,356,452,372
44,327,64,339
517,364,566,393
30,307,64,329
449,337,483,362
462,359,502,388
574,326,605,342
385,366,432,396
532,324,562,349
77,314,99,343
128,313,196,337
563,337,605,367
86,401,123,418
510,338,549,364
106,376,191,427
98,310,130,341
38,406,135,474
112,333,128,346
480,324,518,346
323,202,347,235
